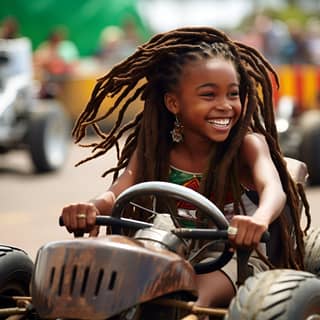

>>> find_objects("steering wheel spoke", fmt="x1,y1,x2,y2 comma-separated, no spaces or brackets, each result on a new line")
111,181,233,274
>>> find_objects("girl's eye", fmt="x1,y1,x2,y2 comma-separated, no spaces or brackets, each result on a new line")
200,92,215,98
229,91,239,98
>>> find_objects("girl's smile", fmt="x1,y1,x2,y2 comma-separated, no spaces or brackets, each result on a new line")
207,117,232,129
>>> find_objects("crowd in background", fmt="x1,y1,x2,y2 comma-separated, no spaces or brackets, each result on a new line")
1,13,320,90
233,13,320,66
0,15,143,81
1,13,320,71
0,16,80,87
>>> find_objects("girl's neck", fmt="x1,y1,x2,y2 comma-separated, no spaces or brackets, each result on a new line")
170,142,212,173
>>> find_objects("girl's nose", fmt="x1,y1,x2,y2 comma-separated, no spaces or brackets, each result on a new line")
215,99,232,111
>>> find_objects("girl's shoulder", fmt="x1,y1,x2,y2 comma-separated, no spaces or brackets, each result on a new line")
240,132,269,160
242,132,267,147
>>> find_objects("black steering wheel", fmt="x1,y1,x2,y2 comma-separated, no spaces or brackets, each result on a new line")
110,181,233,274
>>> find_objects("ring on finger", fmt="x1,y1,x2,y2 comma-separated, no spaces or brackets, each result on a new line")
227,226,238,236
76,213,87,219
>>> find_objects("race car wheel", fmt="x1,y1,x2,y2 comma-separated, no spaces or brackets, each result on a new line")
27,101,70,173
226,269,320,320
0,245,34,307
304,228,320,277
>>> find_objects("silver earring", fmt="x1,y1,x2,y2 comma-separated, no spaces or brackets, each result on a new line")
171,115,184,143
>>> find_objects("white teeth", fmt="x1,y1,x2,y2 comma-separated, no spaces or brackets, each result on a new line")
208,118,231,126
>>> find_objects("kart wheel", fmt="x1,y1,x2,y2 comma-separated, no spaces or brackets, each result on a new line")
298,110,320,185
300,129,320,185
0,245,34,307
304,228,320,276
27,101,70,173
226,269,320,320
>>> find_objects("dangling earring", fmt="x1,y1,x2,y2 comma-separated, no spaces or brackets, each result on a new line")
171,115,184,143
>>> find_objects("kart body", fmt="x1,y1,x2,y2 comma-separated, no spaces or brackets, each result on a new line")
32,234,197,319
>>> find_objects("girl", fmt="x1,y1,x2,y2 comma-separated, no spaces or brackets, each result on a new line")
61,27,310,308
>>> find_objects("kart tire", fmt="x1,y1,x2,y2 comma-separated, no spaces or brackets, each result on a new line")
27,101,70,173
0,245,34,307
300,129,320,185
298,110,320,185
226,269,320,320
304,228,320,276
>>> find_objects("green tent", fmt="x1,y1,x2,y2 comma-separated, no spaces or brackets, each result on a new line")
0,0,150,56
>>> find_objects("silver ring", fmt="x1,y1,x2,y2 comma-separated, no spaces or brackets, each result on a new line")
227,226,238,236
76,213,86,219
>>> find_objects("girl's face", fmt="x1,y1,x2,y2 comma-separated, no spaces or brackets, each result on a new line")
165,57,242,144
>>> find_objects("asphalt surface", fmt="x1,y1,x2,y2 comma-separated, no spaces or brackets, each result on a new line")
1,138,319,261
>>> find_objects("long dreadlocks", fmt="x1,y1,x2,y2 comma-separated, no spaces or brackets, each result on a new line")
72,27,311,270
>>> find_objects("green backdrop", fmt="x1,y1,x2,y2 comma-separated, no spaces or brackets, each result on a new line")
0,0,150,56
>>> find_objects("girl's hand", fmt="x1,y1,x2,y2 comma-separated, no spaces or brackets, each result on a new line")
228,215,268,248
61,202,100,237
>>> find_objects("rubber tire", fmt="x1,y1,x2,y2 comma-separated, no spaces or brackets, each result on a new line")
0,245,34,307
27,102,70,173
298,110,320,185
299,130,320,185
226,269,320,320
304,228,320,277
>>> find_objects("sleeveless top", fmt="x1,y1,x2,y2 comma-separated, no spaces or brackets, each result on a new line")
169,165,202,208
168,165,257,225
169,165,266,253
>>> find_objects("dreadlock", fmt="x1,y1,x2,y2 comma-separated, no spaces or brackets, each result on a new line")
72,27,310,270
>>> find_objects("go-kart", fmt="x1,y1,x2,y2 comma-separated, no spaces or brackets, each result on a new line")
0,38,70,173
276,96,320,185
1,177,320,319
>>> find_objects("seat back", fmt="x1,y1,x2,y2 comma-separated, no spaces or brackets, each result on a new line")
268,158,308,265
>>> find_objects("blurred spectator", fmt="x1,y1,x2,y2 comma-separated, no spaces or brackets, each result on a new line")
95,25,126,66
34,27,79,76
121,16,142,53
33,27,79,98
253,14,290,65
235,26,263,53
305,18,320,65
0,16,20,39
282,19,312,64
95,17,142,67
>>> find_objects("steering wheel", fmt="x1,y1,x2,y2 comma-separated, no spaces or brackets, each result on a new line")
110,181,233,274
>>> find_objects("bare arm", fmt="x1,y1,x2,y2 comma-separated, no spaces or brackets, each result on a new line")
89,151,138,214
229,133,286,247
61,151,138,236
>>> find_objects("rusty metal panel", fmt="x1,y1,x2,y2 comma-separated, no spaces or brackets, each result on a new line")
31,236,197,319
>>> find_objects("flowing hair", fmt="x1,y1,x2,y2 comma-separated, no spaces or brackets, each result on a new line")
72,27,310,269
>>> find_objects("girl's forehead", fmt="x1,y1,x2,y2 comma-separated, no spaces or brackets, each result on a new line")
182,57,237,76
174,57,239,90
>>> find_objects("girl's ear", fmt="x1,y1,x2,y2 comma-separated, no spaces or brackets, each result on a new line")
164,92,179,114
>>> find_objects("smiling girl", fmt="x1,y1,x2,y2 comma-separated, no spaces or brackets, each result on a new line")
61,27,310,309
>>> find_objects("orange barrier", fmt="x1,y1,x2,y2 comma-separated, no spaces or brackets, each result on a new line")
58,76,143,128
59,65,320,123
276,65,320,110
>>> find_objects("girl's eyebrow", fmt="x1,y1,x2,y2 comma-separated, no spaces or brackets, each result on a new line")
196,82,239,89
